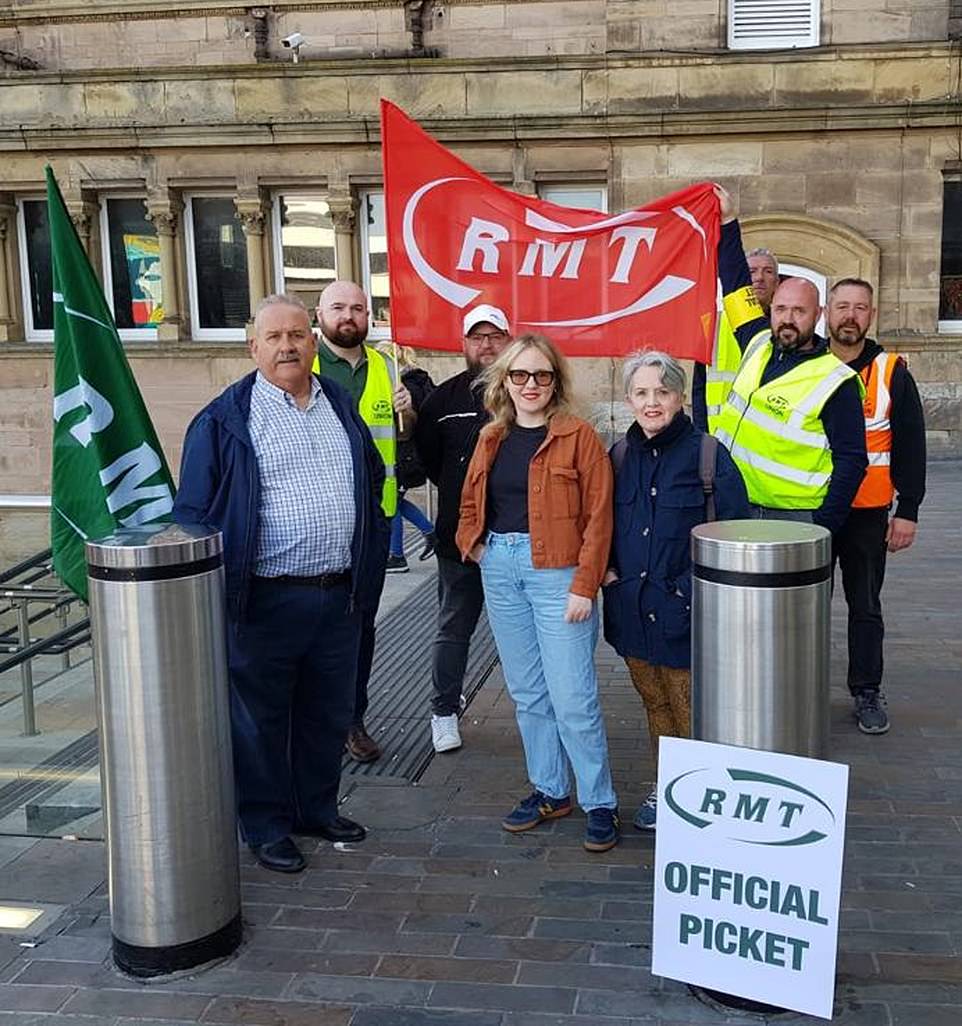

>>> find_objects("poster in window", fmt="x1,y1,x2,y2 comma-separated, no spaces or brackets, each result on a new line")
123,234,164,327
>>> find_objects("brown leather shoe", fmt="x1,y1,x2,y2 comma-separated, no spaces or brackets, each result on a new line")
347,724,381,762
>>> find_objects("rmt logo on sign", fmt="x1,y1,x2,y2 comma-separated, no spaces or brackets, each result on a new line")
664,767,836,847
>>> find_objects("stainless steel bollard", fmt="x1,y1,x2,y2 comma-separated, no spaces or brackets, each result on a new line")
691,520,832,759
86,524,241,977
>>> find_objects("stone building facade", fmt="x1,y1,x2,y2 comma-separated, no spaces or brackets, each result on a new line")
0,0,959,560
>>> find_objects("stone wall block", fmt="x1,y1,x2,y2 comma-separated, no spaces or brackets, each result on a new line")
667,142,763,177
873,57,952,102
806,172,858,210
586,66,679,114
164,78,236,123
774,59,875,106
738,174,809,213
829,11,912,44
83,80,165,122
235,75,350,120
466,70,583,116
445,4,508,31
0,83,84,125
677,64,773,110
347,72,465,117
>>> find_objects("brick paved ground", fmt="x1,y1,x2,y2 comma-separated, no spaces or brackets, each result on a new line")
0,461,956,1025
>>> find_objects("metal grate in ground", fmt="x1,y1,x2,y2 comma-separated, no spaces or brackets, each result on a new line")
0,728,99,822
342,567,499,782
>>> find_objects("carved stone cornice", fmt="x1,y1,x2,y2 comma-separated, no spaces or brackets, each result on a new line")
327,193,357,233
145,192,183,237
235,207,266,236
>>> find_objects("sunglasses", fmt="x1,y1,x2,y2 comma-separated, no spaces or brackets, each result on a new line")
507,369,556,387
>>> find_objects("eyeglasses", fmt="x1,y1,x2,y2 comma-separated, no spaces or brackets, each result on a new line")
466,331,508,344
507,369,555,387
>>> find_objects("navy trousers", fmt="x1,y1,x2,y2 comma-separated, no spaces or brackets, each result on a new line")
227,577,361,846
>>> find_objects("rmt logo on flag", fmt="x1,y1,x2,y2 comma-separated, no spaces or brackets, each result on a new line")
381,100,721,359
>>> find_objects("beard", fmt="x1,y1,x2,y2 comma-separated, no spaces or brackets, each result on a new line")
773,321,815,350
830,320,868,348
321,315,367,349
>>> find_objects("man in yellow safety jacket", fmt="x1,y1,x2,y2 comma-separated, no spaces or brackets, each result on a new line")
314,280,412,763
694,248,779,433
827,277,926,735
712,186,868,535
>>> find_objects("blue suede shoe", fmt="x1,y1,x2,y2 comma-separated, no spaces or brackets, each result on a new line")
502,791,572,833
584,807,620,852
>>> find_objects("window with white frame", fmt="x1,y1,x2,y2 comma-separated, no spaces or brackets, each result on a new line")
184,195,250,341
539,184,608,213
100,197,161,341
728,0,820,51
271,194,337,313
360,190,390,339
939,179,962,333
17,197,53,342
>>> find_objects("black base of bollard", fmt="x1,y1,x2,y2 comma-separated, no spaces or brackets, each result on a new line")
693,986,792,1016
113,912,242,978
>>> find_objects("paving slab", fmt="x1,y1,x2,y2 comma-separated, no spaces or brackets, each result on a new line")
0,461,952,1024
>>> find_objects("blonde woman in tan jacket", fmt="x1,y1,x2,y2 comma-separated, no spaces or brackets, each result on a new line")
457,334,619,853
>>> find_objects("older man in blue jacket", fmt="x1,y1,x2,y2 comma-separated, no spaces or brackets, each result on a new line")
174,294,389,874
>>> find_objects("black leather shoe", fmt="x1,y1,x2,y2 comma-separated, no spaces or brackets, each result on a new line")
249,836,305,873
294,816,366,843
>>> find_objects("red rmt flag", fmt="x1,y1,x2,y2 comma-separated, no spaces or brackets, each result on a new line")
381,100,720,359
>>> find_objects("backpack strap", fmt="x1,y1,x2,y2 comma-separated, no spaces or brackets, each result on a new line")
610,437,628,475
699,433,718,523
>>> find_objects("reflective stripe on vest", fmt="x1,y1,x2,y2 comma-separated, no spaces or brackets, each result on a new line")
312,345,398,516
357,347,398,516
853,351,898,509
713,339,860,508
705,311,743,433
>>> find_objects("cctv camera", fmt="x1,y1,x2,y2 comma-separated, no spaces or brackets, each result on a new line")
281,32,305,48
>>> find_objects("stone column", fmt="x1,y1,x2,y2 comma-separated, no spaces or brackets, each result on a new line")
512,147,537,197
327,193,357,283
235,198,268,317
0,197,15,341
65,196,102,275
145,194,184,343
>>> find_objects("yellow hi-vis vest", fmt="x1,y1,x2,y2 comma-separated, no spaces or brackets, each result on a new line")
714,336,861,509
313,346,397,517
705,311,742,434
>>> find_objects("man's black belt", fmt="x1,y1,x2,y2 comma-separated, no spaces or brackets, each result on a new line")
255,572,351,588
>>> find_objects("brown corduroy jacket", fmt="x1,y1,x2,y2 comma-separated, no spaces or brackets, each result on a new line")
456,414,613,599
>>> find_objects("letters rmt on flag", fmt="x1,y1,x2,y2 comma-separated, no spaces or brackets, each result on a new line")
381,100,721,358
47,167,175,601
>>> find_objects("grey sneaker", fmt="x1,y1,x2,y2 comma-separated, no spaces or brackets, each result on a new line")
854,690,889,734
634,790,657,830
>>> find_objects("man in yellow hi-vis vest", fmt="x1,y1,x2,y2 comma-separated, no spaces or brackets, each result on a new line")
712,186,868,535
693,248,778,433
314,280,413,763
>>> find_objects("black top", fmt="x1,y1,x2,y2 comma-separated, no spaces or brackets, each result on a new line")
414,369,488,560
486,424,548,534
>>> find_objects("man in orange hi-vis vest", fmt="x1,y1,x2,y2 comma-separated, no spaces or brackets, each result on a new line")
828,278,926,735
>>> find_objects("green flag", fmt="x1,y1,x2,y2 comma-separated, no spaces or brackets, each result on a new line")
48,166,175,601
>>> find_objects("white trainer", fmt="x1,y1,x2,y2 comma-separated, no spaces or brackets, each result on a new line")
431,714,462,753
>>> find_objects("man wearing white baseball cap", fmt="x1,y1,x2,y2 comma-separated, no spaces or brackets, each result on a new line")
414,305,512,752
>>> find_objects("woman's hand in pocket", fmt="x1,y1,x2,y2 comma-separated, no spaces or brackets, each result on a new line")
602,569,619,586
564,593,593,623
468,543,486,564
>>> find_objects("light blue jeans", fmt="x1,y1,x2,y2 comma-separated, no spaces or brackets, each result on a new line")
479,532,617,812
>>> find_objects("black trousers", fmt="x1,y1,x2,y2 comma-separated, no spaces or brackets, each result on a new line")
228,578,361,845
832,507,889,694
431,555,485,716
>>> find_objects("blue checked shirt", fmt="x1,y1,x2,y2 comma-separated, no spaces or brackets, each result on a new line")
249,372,355,576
